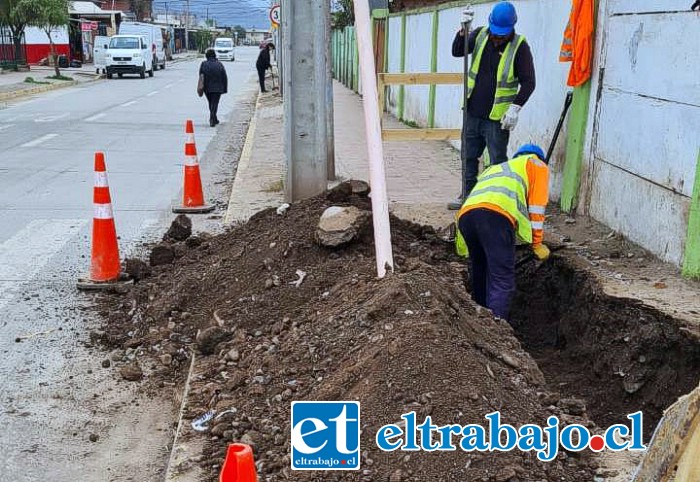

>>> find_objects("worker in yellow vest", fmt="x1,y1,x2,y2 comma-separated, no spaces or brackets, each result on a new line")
457,144,550,321
450,2,536,207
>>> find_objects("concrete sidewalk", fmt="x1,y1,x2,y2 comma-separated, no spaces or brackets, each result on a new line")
225,81,461,228
0,65,101,101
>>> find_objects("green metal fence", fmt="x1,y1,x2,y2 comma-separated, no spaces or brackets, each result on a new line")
332,26,359,92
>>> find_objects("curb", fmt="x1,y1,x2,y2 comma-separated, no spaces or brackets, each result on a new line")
0,75,101,103
223,92,262,225
163,351,203,481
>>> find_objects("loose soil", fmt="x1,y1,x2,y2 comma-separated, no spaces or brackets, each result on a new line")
92,186,700,481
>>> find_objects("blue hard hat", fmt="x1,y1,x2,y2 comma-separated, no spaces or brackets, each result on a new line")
489,2,518,36
515,143,546,161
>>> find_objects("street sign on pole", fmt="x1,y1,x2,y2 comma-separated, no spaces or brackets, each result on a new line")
270,5,281,27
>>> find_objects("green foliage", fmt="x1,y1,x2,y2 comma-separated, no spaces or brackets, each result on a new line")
45,73,71,80
332,0,354,28
402,119,420,128
193,29,213,54
232,24,246,41
24,76,50,84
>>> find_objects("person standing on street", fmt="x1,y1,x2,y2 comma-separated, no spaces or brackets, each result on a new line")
199,49,228,127
256,43,274,93
450,2,536,205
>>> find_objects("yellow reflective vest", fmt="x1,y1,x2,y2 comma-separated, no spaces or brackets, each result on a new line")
455,154,549,257
468,28,526,121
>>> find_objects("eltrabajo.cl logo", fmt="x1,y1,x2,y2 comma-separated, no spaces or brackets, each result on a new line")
290,401,361,470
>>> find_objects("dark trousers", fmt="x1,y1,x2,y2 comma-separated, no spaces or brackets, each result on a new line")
205,92,221,124
461,115,510,196
458,208,516,320
257,67,267,92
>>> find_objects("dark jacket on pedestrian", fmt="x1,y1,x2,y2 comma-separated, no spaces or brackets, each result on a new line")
452,27,536,119
199,58,228,94
256,47,271,71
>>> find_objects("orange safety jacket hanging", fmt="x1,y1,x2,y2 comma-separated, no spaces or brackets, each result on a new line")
560,0,595,87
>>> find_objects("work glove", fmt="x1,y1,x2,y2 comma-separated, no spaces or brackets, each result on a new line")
462,5,475,25
532,244,551,261
500,104,521,131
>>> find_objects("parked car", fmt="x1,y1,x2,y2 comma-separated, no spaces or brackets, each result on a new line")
119,22,166,71
214,37,235,61
104,35,154,79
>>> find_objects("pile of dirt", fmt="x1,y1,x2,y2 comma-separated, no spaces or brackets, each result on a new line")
94,184,598,481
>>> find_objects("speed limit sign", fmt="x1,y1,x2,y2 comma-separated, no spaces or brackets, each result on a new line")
269,5,281,26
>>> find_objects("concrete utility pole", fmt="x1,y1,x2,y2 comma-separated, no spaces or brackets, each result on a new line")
282,0,330,201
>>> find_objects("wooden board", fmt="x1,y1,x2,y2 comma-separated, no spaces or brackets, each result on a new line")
381,128,461,141
632,383,700,481
377,72,464,85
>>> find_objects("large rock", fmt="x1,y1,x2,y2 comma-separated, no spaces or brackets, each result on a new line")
120,363,143,381
348,180,370,197
316,206,370,247
166,214,192,241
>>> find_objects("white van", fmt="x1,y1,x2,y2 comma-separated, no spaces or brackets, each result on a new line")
105,35,154,79
119,22,166,70
214,37,235,61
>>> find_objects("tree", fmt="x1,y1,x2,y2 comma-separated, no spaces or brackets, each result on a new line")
232,24,245,45
29,0,68,77
331,0,354,29
0,0,34,68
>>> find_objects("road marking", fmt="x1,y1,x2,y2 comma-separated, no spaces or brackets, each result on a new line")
0,124,14,132
121,100,137,107
85,113,107,122
0,219,88,310
34,113,69,123
146,90,159,97
21,133,58,148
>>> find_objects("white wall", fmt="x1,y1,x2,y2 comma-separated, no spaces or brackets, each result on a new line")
383,0,700,266
24,26,69,45
387,1,572,197
587,0,700,264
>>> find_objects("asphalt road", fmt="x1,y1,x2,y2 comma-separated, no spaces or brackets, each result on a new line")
0,47,258,481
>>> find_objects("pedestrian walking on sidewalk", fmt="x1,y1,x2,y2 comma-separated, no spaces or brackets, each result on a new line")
256,43,274,93
199,49,228,127
456,144,550,322
451,2,536,202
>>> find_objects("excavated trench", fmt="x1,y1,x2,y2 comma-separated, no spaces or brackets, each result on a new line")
510,257,700,439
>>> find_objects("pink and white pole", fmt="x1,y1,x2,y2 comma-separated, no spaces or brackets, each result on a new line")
352,0,394,278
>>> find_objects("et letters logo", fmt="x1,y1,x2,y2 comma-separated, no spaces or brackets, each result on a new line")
290,401,361,470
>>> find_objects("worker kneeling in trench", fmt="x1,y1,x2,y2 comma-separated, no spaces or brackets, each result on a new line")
456,143,550,322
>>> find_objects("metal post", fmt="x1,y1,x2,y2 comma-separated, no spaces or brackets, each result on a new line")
283,0,328,201
185,0,189,50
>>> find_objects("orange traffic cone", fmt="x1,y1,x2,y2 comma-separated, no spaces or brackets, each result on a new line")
173,120,214,214
77,152,132,291
220,444,258,482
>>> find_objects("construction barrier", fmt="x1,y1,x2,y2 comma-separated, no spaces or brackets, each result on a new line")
173,119,214,214
77,152,132,291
